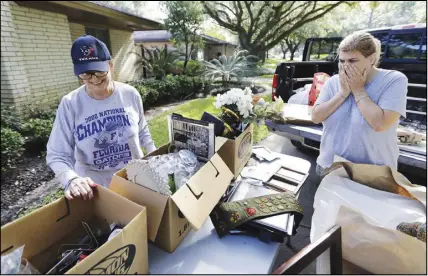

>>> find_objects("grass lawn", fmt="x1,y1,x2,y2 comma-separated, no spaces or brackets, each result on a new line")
262,63,277,69
148,95,273,148
264,58,292,65
260,74,274,79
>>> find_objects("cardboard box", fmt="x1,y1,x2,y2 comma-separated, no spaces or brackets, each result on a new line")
110,143,234,253
281,103,317,125
1,186,148,274
216,123,253,179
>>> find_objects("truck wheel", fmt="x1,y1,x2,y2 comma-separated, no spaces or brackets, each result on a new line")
290,140,306,150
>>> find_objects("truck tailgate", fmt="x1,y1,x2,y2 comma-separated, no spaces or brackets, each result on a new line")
265,120,426,170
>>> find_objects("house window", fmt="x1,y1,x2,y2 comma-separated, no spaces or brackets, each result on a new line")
85,27,112,54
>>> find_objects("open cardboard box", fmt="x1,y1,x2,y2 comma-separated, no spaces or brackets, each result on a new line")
1,186,148,274
110,143,234,253
216,123,253,179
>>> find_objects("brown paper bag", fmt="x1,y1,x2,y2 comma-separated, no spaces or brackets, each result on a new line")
323,156,426,207
337,206,427,274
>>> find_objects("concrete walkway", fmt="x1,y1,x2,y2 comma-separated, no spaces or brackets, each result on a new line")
144,100,193,121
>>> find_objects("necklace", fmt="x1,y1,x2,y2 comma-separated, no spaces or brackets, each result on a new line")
86,81,115,100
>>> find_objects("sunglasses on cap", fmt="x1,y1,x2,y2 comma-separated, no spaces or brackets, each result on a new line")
78,71,108,80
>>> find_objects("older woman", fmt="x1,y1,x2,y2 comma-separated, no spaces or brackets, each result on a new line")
47,35,156,200
312,32,408,177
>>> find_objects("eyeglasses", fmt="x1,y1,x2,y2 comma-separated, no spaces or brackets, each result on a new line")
78,71,108,80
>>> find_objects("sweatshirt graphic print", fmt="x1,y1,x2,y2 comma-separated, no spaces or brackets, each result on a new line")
47,82,156,187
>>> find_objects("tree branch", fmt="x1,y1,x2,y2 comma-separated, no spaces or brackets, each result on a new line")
253,1,287,44
250,1,269,34
203,2,238,31
259,2,312,47
219,2,237,18
244,1,254,33
264,1,345,50
277,1,299,24
235,1,244,27
263,2,311,42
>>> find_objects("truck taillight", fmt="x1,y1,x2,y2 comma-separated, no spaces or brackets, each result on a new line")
272,74,279,101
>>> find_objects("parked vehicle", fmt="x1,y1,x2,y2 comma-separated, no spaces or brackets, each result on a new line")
268,23,427,173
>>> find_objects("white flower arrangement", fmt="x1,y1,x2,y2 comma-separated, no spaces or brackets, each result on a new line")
213,86,285,137
214,87,254,119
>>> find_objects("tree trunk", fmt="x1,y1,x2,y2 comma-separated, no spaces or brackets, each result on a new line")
259,51,266,62
247,47,266,62
291,44,300,61
239,32,266,62
282,49,288,59
317,41,321,59
183,42,189,74
290,50,296,61
368,9,374,28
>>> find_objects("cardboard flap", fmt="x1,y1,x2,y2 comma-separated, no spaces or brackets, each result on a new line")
94,186,146,227
171,153,233,230
110,169,169,242
215,136,228,152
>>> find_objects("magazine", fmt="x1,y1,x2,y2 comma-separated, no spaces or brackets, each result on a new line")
168,113,215,162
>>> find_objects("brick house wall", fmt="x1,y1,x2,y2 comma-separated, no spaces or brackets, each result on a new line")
69,22,85,43
1,0,29,107
1,1,78,111
1,1,147,112
109,29,141,82
68,26,142,82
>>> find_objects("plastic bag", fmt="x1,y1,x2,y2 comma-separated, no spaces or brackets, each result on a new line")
288,85,311,105
311,175,426,274
18,259,40,274
308,72,330,106
1,245,24,274
1,245,40,274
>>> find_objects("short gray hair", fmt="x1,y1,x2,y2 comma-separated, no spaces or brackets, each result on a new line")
338,32,381,66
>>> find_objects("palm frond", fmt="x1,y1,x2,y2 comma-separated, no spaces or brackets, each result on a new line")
202,50,259,82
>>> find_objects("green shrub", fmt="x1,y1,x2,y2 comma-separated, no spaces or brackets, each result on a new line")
1,105,22,131
27,107,57,120
202,50,259,82
129,76,212,109
175,60,204,76
131,46,182,80
209,79,255,95
1,127,25,172
132,81,160,107
21,118,54,154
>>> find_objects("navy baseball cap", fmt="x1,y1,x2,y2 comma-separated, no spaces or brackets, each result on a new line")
71,35,112,76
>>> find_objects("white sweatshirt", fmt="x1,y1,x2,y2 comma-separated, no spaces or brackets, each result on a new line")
46,81,156,188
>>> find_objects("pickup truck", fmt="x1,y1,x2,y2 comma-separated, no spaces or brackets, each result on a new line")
267,23,427,174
